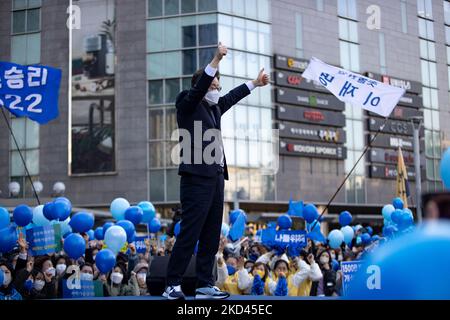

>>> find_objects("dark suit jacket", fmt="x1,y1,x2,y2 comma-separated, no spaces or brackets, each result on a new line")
176,70,251,180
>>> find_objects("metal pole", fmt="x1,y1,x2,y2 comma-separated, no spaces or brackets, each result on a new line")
233,191,239,210
411,117,423,223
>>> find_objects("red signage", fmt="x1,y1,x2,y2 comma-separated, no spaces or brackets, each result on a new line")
304,111,325,122
287,75,302,86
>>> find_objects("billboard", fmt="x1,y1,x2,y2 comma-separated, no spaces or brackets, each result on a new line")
369,164,417,180
365,72,422,95
274,55,309,73
277,121,346,144
369,148,415,165
274,70,328,93
277,105,346,127
70,0,116,174
275,87,345,112
280,139,347,159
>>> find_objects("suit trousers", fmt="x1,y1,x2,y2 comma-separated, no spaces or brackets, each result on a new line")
166,170,224,288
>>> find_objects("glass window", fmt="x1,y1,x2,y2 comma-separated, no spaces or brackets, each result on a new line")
164,51,181,77
247,53,259,83
233,50,246,77
11,33,40,65
257,0,270,21
219,48,233,75
147,53,165,78
258,23,271,55
150,170,165,201
248,107,260,139
148,0,163,17
182,49,197,75
166,169,180,200
198,0,217,12
25,119,39,149
13,0,27,10
447,47,450,64
422,86,431,108
12,10,26,34
11,118,26,149
182,25,196,47
244,0,257,19
149,108,164,139
424,108,432,129
235,105,248,132
248,142,260,167
181,0,196,13
25,149,39,175
259,82,271,107
233,17,245,50
165,78,180,103
182,77,191,90
26,8,40,32
149,142,165,167
246,20,258,52
418,0,433,19
426,158,435,180
223,138,235,165
164,0,179,15
218,15,232,48
11,151,25,177
445,0,450,25
446,26,450,45
429,61,437,87
236,140,249,167
340,41,350,71
345,120,354,149
433,131,441,157
147,20,163,52
353,120,364,150
432,110,440,130
430,88,439,109
349,43,360,72
425,130,433,157
166,107,178,139
164,17,181,50
199,47,215,67
232,0,245,16
28,0,41,8
401,0,408,33
149,80,163,105
218,0,232,13
199,23,217,46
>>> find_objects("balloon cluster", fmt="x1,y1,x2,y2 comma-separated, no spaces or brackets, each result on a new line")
381,197,415,238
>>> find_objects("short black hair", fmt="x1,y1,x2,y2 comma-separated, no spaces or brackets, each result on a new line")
191,68,220,87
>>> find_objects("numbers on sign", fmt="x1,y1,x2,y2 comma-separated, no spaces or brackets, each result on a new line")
4,94,43,113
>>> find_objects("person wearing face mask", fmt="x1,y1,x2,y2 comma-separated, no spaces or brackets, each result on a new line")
235,262,269,295
310,250,338,297
215,255,245,295
33,256,57,299
102,263,140,297
165,41,270,300
0,259,22,300
133,262,149,296
52,254,70,279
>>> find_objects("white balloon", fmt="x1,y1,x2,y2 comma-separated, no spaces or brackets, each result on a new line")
104,225,127,254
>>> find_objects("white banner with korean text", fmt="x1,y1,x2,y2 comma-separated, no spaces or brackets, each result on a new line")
302,57,405,117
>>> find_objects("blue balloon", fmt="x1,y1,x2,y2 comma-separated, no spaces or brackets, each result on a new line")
69,212,94,233
95,249,116,274
0,226,18,253
391,209,403,224
124,206,143,225
149,218,161,233
339,211,352,227
116,220,136,243
328,230,344,249
0,207,9,229
87,229,95,241
383,225,397,238
361,233,371,244
138,201,156,223
331,259,340,272
371,235,380,242
103,222,114,237
366,226,373,236
340,225,354,245
441,148,450,189
398,212,414,231
382,204,395,221
303,204,319,223
52,198,72,221
60,217,72,236
110,198,130,221
13,205,33,227
43,202,56,221
104,226,127,254
347,222,450,299
63,233,86,259
228,212,246,242
277,214,292,230
94,227,104,240
229,209,246,225
33,205,51,227
174,221,181,237
307,220,321,233
392,197,404,209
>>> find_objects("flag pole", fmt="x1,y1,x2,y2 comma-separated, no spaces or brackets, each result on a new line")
0,107,41,205
311,116,389,230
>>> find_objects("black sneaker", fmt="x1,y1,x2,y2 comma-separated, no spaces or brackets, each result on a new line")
195,285,230,300
162,285,186,300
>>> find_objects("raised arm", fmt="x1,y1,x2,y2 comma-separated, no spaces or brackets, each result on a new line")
176,42,228,113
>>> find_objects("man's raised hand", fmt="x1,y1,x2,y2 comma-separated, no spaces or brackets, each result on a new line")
253,68,270,87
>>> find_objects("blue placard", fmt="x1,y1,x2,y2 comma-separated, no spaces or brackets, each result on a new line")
261,229,307,249
25,224,62,256
0,61,62,124
62,279,103,298
133,236,147,254
341,260,363,296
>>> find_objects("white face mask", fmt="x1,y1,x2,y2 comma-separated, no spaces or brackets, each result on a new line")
56,264,67,275
34,280,45,291
111,272,123,285
80,273,94,281
320,256,330,265
46,267,56,277
3,273,12,286
137,273,147,283
205,89,220,106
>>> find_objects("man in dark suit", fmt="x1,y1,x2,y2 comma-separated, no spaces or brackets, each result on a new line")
163,42,269,300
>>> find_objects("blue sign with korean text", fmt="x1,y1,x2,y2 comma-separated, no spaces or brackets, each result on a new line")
62,279,103,298
26,224,62,256
133,236,147,254
261,229,307,249
341,260,363,296
0,61,62,124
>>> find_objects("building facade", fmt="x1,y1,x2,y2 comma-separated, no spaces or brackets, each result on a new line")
1,0,449,226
